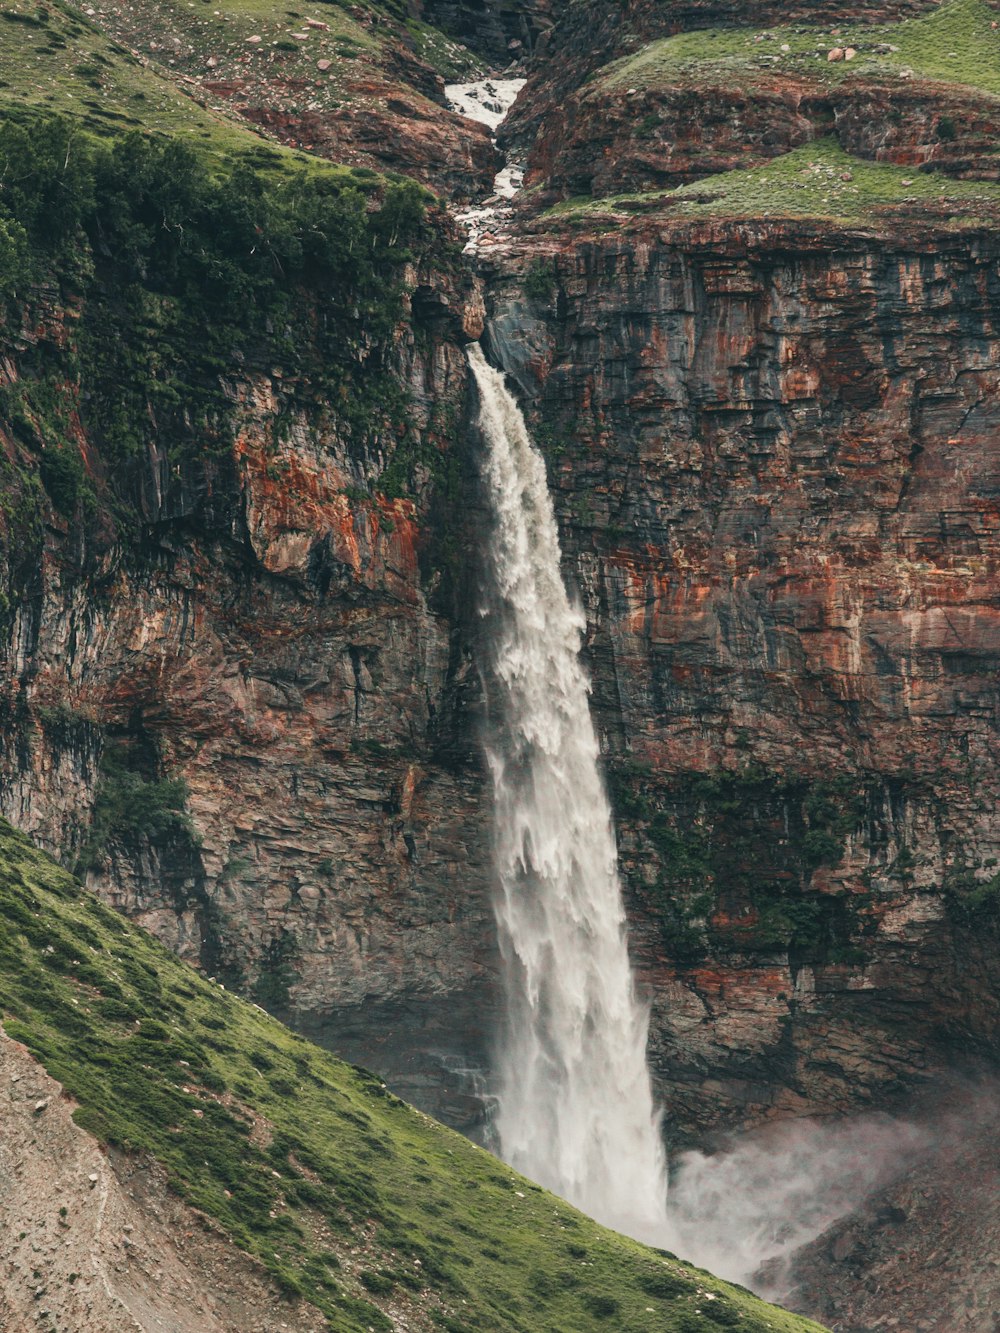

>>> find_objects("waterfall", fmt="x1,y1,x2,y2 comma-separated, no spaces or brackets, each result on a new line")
468,342,669,1241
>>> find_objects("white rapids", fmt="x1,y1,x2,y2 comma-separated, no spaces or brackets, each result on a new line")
468,342,670,1241
445,76,526,253
445,77,526,133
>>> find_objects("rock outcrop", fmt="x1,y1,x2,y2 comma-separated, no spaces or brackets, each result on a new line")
779,1079,1000,1331
501,0,1000,198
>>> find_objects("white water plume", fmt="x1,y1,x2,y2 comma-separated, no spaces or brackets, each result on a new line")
663,1111,932,1294
468,342,669,1241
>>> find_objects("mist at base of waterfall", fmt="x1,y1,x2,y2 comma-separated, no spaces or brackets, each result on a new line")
662,1109,933,1295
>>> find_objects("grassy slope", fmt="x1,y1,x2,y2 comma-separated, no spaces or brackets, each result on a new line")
83,0,482,124
0,0,364,175
0,0,480,160
547,138,1000,223
601,0,1000,96
0,818,827,1333
540,0,1000,227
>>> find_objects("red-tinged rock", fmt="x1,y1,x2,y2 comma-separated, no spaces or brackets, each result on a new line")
485,210,1000,1140
239,89,497,199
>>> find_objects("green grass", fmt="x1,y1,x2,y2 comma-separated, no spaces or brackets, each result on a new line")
601,0,1000,98
82,0,479,132
0,816,828,1331
547,139,1000,224
0,0,289,159
86,0,380,105
0,0,455,176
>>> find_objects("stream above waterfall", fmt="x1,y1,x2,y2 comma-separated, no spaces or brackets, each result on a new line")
446,76,526,254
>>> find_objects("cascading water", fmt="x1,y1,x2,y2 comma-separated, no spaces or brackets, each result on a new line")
468,343,670,1241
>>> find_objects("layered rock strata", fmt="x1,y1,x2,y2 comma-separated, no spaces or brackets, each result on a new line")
0,251,498,1129
482,210,1000,1137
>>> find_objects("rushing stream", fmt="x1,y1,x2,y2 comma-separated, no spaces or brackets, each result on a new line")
445,76,526,254
468,344,670,1240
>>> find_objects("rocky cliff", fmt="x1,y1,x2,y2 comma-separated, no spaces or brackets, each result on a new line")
482,204,1000,1139
3,0,1000,1239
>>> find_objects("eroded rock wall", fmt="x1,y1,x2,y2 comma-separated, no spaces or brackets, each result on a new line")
0,254,499,1129
483,214,1000,1137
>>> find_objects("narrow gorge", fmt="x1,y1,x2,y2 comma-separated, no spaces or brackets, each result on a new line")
1,0,1000,1328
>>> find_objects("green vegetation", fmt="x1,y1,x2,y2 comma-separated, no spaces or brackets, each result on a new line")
0,818,828,1330
75,746,194,873
601,0,1000,97
608,762,872,965
944,863,1000,923
0,0,338,154
670,139,1000,221
0,0,465,537
523,258,557,302
45,0,481,137
0,104,433,529
0,0,468,148
547,139,1000,224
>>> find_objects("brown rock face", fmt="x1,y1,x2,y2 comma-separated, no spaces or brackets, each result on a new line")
0,251,499,1129
413,0,554,63
780,1079,1000,1331
501,0,955,161
230,86,498,200
483,212,1000,1138
6,0,1000,1212
521,78,1000,203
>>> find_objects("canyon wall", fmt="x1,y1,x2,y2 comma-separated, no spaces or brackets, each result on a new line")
3,0,1000,1157
482,213,1000,1137
0,199,499,1129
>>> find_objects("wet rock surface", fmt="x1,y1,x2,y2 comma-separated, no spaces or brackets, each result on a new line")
780,1080,1000,1331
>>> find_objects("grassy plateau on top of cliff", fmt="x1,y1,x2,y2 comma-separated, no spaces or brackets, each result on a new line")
0,0,463,173
546,138,1000,225
600,0,1000,96
80,0,483,124
0,818,828,1332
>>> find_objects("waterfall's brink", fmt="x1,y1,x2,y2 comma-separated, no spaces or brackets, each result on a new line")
468,343,669,1242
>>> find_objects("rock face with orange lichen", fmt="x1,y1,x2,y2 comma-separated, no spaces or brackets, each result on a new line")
479,209,1000,1138
0,223,497,1130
